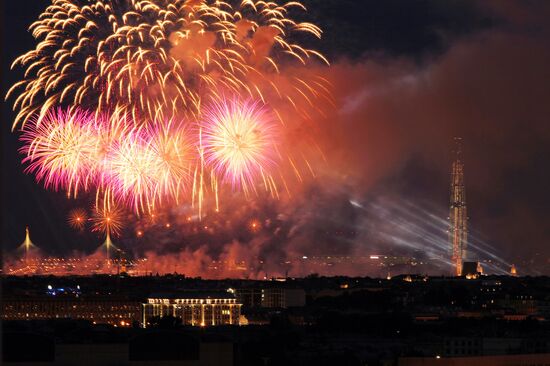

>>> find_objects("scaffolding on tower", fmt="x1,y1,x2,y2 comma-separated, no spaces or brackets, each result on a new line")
449,137,468,276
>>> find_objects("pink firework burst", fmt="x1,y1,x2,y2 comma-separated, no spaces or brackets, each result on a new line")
103,120,192,212
201,98,279,193
19,108,100,197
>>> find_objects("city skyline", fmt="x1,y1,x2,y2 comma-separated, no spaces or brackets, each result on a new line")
3,1,550,365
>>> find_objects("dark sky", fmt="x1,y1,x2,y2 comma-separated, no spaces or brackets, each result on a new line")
2,0,550,274
2,1,81,254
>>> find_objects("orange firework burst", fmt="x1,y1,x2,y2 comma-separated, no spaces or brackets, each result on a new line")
7,0,329,128
68,208,88,230
91,204,123,237
249,219,261,232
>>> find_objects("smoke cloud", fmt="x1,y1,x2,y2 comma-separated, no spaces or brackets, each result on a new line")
4,0,550,277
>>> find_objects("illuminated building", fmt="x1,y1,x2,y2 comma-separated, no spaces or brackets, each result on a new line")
462,261,481,279
497,294,537,316
510,264,518,276
477,262,484,275
449,137,468,276
142,292,241,327
1,296,141,327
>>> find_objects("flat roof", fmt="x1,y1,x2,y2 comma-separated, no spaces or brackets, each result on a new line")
147,291,235,300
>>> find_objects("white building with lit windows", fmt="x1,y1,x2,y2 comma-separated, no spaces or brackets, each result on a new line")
142,292,241,327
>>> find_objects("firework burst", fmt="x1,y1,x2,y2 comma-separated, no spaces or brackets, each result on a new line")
7,0,328,128
201,98,278,194
103,121,191,212
140,121,192,205
91,204,123,237
18,107,194,212
10,0,331,226
68,208,88,230
19,108,100,197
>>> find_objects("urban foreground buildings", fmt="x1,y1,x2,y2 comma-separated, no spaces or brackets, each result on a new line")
2,274,550,365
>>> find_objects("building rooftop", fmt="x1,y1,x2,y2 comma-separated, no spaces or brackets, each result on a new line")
147,291,235,300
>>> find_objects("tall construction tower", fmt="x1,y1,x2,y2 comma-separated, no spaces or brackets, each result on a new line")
449,137,468,276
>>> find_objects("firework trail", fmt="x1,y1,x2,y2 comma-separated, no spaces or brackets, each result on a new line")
7,0,328,128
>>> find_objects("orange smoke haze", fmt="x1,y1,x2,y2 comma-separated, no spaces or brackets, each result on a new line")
4,0,550,276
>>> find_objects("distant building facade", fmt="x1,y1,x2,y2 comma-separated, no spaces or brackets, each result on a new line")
462,261,481,278
236,287,306,308
142,292,241,327
1,296,141,326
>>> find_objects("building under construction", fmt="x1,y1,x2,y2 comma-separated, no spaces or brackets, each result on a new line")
449,138,468,276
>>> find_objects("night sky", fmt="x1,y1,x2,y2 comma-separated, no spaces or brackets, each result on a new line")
2,0,550,274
